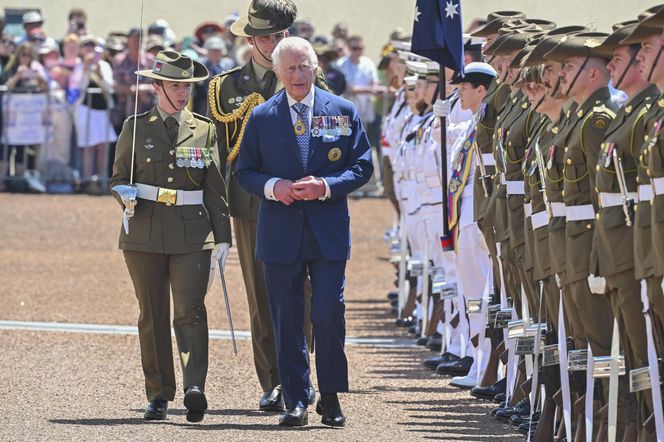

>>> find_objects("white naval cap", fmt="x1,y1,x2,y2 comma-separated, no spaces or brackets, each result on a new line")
398,50,427,64
406,60,439,76
450,62,496,85
404,75,418,88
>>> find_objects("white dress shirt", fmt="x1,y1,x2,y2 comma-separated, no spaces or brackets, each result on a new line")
264,85,331,201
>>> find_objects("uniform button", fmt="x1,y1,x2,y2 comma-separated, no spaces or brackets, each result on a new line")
298,210,303,215
637,176,641,183
562,190,565,197
595,165,600,172
566,159,572,165
169,163,175,169
594,186,598,193
647,169,652,176
600,143,605,149
169,150,175,156
586,223,592,229
167,177,173,183
146,157,151,163
564,147,569,152
595,213,600,220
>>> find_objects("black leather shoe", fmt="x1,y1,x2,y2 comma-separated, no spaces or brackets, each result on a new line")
495,398,530,422
279,407,308,426
307,385,316,406
390,299,398,307
490,402,507,416
470,378,506,400
435,356,473,376
259,386,285,412
416,336,428,346
423,352,460,370
184,386,207,423
511,411,538,426
396,316,415,327
493,392,506,404
144,399,168,420
315,393,346,427
426,333,442,351
387,291,398,300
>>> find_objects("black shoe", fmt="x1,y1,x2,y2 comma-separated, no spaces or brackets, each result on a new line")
387,291,398,300
144,399,168,420
425,333,442,352
490,402,507,416
315,393,346,427
259,386,285,412
408,325,417,334
470,378,506,400
518,421,537,435
435,356,473,376
307,385,316,406
493,392,506,404
416,336,428,346
184,386,207,423
511,411,538,426
279,407,308,426
495,398,530,422
390,299,398,307
396,316,415,327
423,353,460,370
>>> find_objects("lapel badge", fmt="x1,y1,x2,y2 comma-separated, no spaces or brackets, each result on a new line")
328,147,342,162
149,115,158,122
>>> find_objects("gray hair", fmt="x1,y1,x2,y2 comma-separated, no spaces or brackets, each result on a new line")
272,36,318,71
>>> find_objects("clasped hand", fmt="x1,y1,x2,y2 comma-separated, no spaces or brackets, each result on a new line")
274,176,325,205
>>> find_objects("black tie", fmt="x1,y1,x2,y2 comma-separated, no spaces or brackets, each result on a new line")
164,116,179,145
263,70,277,96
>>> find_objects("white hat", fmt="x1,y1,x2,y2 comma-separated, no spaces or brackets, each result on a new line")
22,10,43,25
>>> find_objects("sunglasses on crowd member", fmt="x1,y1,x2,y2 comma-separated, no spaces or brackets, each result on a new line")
350,46,363,51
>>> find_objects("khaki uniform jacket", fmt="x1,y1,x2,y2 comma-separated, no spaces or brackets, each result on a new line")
207,61,328,220
492,90,526,244
635,93,664,279
473,80,510,223
544,102,578,282
595,84,657,277
561,87,617,282
523,118,550,278
111,106,232,254
646,94,664,276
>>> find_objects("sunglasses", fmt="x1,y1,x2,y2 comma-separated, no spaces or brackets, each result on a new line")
350,46,363,51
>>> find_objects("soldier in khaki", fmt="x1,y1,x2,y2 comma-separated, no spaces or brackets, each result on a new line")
592,23,659,440
625,7,664,359
111,50,231,423
207,0,326,411
545,33,617,437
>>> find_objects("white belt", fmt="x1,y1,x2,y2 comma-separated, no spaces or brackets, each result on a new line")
653,177,664,196
136,183,204,206
639,184,654,202
481,153,496,166
566,204,595,221
524,203,532,217
532,211,549,230
599,192,637,208
550,202,566,218
506,180,525,195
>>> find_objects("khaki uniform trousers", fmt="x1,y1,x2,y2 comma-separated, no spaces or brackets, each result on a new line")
124,249,211,401
234,218,312,393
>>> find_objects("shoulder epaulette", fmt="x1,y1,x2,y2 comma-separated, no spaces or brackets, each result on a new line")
212,66,242,81
191,112,212,123
125,110,150,123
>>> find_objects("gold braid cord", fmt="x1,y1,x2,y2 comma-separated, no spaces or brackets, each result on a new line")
208,76,265,162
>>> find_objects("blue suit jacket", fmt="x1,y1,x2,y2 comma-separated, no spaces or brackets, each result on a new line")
235,86,374,264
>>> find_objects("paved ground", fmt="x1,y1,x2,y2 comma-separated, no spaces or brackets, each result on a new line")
0,194,519,441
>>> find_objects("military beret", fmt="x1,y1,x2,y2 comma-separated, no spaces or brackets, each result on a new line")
544,32,611,62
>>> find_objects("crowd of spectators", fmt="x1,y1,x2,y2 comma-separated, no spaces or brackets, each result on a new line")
0,8,398,194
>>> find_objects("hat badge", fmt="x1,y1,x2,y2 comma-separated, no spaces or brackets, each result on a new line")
154,61,163,73
558,35,569,43
181,70,190,78
584,38,602,48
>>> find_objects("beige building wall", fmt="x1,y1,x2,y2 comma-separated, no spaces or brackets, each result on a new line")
7,0,660,63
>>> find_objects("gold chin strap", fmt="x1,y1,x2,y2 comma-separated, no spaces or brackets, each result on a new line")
208,76,265,162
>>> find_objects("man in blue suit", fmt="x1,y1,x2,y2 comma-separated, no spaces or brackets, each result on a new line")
235,36,373,427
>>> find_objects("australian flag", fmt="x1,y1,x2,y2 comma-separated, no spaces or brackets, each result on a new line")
411,0,464,73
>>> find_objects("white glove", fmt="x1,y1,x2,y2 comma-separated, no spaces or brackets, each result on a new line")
433,99,451,118
207,243,230,292
212,243,230,270
432,118,442,143
123,198,137,218
588,274,606,294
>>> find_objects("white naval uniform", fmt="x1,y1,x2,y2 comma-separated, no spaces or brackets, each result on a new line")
447,105,492,384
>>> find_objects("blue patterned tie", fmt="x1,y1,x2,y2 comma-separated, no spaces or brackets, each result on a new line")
292,102,310,169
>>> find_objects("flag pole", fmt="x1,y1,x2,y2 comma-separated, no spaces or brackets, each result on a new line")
439,66,450,239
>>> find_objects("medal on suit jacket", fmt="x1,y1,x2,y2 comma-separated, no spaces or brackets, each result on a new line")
294,117,307,136
310,115,352,137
